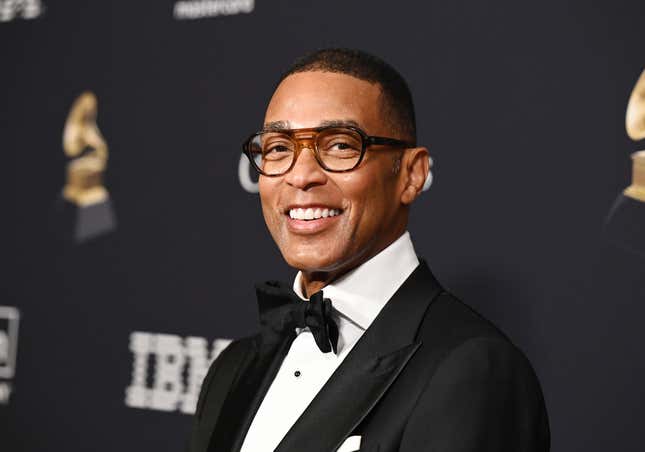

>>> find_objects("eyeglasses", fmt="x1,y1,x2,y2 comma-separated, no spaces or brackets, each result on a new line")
242,125,414,176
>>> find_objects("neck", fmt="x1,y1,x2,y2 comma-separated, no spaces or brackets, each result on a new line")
300,270,343,298
299,227,408,298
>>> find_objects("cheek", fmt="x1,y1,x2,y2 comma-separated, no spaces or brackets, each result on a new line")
341,170,398,231
257,176,270,202
258,179,281,226
341,164,395,203
339,178,381,227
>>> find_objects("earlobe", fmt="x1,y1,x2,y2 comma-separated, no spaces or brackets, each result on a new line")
401,185,418,205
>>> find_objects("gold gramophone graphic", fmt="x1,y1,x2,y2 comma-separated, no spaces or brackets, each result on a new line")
624,70,645,202
59,91,116,242
63,92,109,206
604,69,645,256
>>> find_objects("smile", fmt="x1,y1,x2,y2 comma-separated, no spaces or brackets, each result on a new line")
283,205,344,234
288,207,342,220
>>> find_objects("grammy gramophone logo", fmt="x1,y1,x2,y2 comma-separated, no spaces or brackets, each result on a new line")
60,91,116,242
624,71,645,203
604,69,645,256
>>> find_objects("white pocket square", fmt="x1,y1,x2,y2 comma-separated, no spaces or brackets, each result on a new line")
336,435,361,452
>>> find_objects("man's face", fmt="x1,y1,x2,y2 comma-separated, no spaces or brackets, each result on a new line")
259,71,408,276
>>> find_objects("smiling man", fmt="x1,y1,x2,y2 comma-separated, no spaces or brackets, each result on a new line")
189,48,550,452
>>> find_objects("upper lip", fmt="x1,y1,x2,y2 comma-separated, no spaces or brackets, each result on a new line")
283,204,342,214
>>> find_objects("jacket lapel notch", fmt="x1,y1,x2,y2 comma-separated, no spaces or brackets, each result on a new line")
370,341,422,376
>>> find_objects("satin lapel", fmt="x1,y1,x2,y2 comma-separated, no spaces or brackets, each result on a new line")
276,261,443,452
208,333,294,452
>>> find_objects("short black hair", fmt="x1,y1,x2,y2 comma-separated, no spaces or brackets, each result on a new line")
279,48,417,145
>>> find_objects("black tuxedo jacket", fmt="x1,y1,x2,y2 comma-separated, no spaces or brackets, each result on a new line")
189,261,550,452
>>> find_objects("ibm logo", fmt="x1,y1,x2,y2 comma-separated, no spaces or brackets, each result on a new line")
0,306,20,404
125,331,231,414
0,0,44,22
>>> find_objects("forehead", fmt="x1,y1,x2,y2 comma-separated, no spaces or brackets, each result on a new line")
264,71,384,131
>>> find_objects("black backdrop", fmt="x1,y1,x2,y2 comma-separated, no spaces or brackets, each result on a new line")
2,1,644,451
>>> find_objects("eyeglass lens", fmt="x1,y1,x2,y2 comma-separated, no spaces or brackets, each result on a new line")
249,127,363,175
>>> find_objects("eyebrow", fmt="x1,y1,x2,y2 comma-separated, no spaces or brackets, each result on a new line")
262,119,361,131
318,119,361,128
263,120,290,131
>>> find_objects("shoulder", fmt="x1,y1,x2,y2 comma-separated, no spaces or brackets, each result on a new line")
415,291,538,383
189,334,261,451
400,293,550,451
194,334,258,418
204,334,258,377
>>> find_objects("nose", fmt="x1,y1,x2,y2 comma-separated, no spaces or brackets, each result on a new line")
283,145,328,190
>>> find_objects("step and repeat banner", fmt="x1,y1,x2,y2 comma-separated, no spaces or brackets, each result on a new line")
1,1,644,451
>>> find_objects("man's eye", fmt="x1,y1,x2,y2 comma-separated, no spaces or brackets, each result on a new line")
264,145,293,160
265,145,290,154
327,142,360,155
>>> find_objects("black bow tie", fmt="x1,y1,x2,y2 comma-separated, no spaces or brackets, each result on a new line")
255,280,339,354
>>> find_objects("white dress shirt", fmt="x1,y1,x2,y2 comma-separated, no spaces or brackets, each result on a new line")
240,231,420,452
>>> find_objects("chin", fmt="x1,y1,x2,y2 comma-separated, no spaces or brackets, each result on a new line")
280,245,344,273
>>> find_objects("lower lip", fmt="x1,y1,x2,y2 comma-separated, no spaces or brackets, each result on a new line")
285,213,342,234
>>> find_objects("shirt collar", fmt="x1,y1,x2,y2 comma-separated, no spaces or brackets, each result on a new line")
292,231,419,330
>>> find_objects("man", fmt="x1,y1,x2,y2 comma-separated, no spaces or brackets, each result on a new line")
189,48,550,452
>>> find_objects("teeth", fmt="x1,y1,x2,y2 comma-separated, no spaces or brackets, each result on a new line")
288,208,341,220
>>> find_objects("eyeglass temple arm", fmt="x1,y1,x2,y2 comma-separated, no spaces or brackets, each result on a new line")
367,136,414,148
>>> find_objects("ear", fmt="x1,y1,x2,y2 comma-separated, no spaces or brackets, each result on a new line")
400,147,429,205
